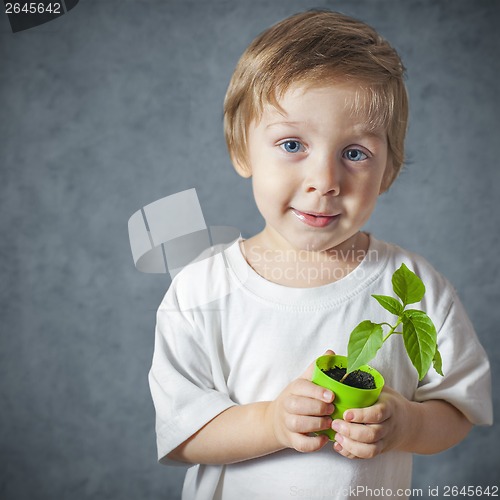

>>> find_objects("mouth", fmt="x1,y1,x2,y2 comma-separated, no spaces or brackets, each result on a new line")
291,209,340,228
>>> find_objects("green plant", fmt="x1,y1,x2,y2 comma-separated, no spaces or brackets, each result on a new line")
342,263,443,383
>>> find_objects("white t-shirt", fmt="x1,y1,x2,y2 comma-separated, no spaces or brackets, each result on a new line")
149,236,492,500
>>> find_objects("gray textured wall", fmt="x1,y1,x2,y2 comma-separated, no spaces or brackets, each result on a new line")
1,1,498,499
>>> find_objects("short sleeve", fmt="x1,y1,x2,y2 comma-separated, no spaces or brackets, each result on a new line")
148,287,236,465
414,290,493,426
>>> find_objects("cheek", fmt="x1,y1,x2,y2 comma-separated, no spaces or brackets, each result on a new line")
345,177,382,218
251,175,273,217
252,169,296,204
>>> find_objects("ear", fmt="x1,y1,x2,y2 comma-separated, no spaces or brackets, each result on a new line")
233,157,252,178
379,158,394,194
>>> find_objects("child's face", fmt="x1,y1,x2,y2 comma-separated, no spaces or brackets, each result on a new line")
238,83,389,254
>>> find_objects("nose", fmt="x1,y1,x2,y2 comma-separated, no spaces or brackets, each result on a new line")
304,155,341,196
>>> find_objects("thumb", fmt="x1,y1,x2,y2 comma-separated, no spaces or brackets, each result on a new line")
301,349,335,380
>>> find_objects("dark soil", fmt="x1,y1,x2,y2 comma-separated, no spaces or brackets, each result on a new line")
322,366,376,390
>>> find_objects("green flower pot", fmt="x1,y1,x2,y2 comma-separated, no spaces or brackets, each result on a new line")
312,354,385,440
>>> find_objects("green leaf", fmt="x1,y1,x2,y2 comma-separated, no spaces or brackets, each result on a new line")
372,294,404,316
392,263,426,306
347,320,384,374
433,346,444,376
401,309,437,380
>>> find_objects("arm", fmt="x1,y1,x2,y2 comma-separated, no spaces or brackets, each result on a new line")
331,386,472,459
169,351,336,465
168,402,282,464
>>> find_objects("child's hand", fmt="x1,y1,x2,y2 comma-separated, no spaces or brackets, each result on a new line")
331,386,412,459
268,350,336,453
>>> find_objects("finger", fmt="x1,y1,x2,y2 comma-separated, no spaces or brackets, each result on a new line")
286,414,334,434
290,378,335,405
334,432,383,459
292,432,330,453
332,420,386,444
333,440,357,460
285,393,335,417
343,402,390,425
301,349,335,379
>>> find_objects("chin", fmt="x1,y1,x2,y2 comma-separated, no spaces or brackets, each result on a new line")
291,236,339,253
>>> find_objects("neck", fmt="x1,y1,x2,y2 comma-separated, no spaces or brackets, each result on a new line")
241,232,369,288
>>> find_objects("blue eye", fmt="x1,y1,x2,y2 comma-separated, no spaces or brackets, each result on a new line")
344,149,368,162
280,140,304,154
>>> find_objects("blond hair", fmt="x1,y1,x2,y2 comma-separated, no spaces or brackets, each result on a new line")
223,10,408,190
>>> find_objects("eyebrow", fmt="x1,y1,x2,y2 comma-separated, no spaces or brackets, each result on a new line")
265,121,302,129
266,121,386,141
352,126,387,141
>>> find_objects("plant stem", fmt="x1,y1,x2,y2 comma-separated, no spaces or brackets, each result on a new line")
379,322,394,328
382,317,402,342
340,318,403,385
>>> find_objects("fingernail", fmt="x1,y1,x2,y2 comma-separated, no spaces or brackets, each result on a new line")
335,433,344,444
334,442,343,452
331,420,342,432
323,390,333,402
344,411,354,421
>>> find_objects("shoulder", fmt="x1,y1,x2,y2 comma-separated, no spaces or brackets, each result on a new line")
373,238,456,318
160,239,242,313
376,238,450,289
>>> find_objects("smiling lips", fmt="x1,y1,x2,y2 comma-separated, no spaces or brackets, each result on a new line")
291,209,340,228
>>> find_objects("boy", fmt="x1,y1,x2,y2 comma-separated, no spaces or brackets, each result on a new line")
149,10,492,499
